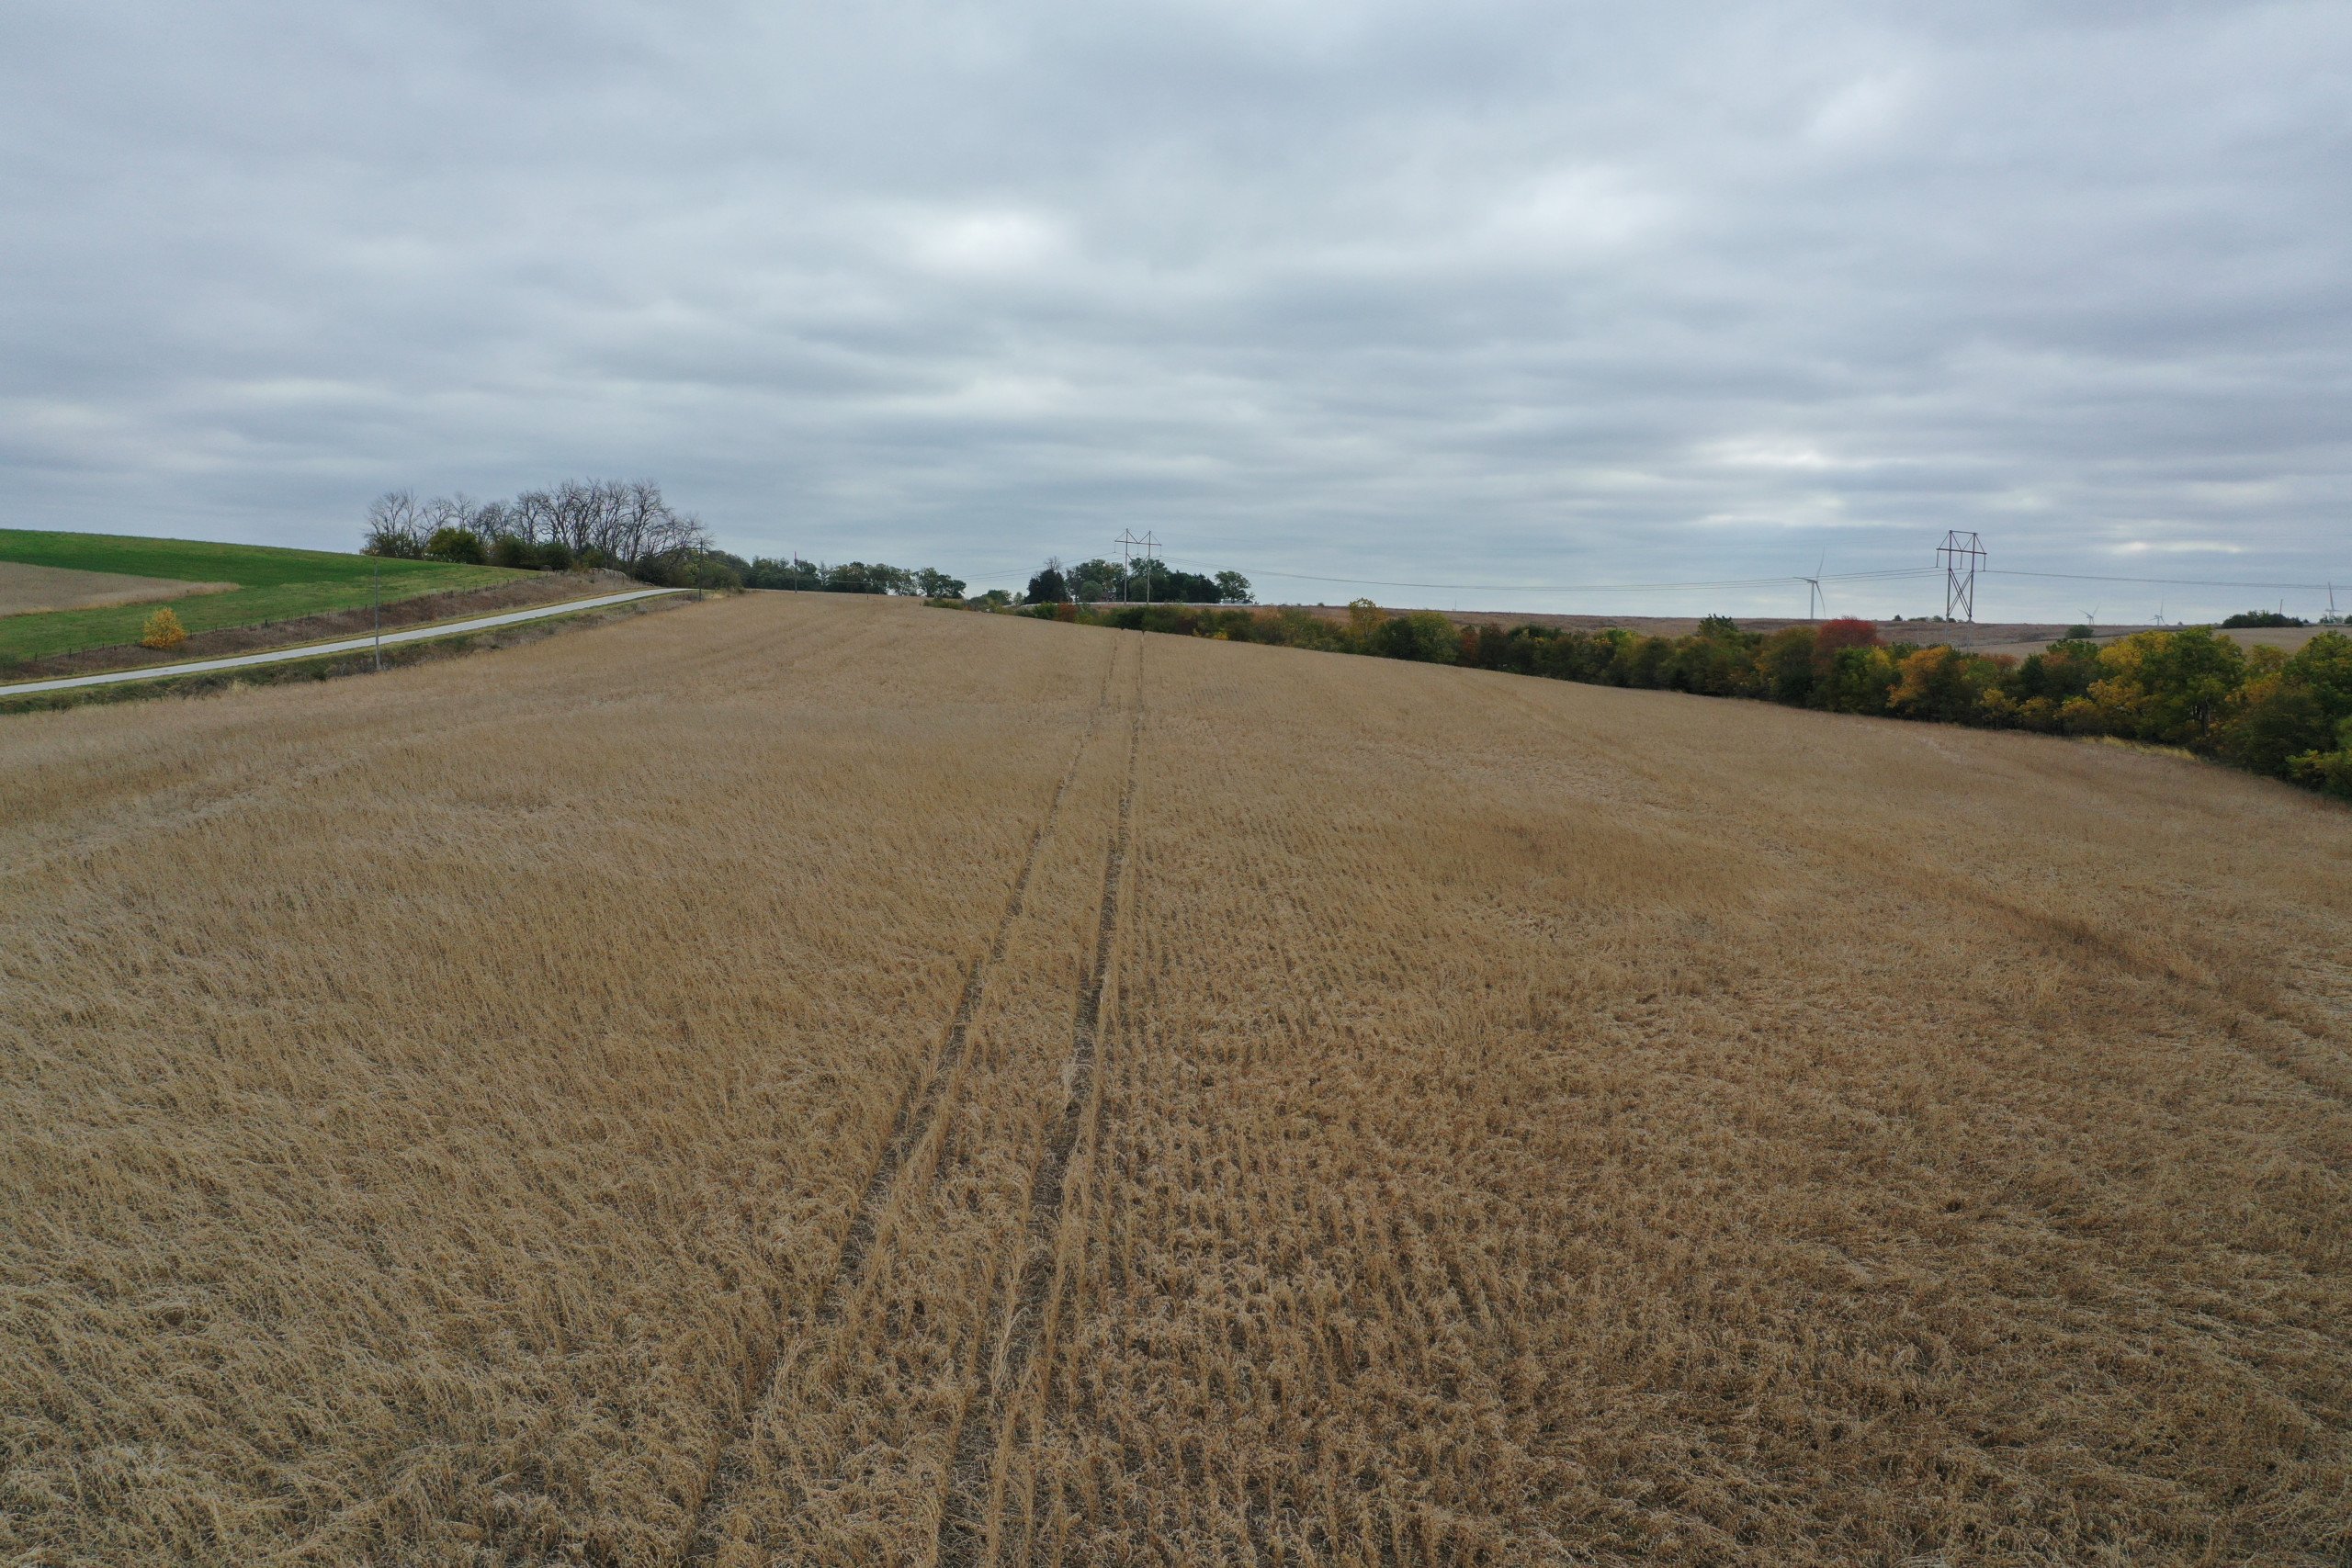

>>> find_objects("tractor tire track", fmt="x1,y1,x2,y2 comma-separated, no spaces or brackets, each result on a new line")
936,637,1144,1568
682,637,1124,1566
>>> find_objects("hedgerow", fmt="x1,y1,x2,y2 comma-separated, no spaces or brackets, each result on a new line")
1030,600,2352,799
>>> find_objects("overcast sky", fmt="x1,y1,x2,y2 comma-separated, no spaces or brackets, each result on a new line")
5,0,2347,617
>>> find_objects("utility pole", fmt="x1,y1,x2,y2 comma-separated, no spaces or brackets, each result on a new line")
372,558,382,671
1938,530,1985,623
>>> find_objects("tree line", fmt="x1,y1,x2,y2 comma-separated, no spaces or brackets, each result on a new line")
360,479,741,587
1024,558,1252,605
730,558,970,597
1026,600,2352,799
361,486,996,597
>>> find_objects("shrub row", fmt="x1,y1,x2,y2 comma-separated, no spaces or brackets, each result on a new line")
1024,600,2352,799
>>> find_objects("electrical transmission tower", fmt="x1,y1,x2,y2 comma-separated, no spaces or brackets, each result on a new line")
1139,531,1161,605
1939,530,1985,622
1114,529,1143,604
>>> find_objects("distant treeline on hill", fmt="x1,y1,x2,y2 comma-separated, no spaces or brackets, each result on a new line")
1023,600,2352,800
360,480,739,588
733,558,971,598
360,485,982,597
1025,558,1253,604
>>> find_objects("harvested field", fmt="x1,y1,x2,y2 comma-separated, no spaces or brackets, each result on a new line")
3,592,2347,1566
0,559,235,615
1962,623,2335,660
2216,623,2338,655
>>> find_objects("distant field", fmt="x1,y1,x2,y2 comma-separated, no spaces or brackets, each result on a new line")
1961,623,2334,659
1268,605,2159,649
2217,623,2336,653
0,529,514,661
3,594,2346,1564
0,560,237,616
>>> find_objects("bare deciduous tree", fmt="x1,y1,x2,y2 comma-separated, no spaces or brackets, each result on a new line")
362,491,426,558
364,478,713,571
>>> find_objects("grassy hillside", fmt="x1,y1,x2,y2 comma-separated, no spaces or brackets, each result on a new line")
2,594,2346,1564
0,528,514,661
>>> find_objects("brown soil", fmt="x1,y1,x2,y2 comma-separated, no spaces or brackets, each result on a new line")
4,570,637,680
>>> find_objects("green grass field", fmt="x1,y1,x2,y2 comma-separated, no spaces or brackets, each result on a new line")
0,530,516,663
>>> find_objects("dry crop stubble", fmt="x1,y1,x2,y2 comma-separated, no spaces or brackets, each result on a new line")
1,595,1111,1563
3,592,2348,1565
937,647,1144,1568
992,639,2352,1565
684,632,1135,1565
686,635,1147,1568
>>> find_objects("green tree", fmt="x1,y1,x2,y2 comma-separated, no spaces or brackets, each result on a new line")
823,561,914,594
2081,628,2246,746
2290,717,2352,797
689,556,744,591
1668,634,1753,696
424,525,487,564
1757,626,1816,705
1067,558,1125,603
1889,646,2006,724
1821,645,1897,714
2221,632,2352,775
1374,611,1460,663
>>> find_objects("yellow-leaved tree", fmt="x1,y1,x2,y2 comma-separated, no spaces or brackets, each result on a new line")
140,607,187,649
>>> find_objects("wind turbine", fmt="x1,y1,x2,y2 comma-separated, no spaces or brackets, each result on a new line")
1800,549,1826,620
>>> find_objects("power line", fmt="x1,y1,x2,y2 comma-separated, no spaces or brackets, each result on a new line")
962,546,2348,605
1984,568,2338,592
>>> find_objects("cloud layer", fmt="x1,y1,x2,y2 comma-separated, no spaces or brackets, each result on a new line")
6,0,2348,616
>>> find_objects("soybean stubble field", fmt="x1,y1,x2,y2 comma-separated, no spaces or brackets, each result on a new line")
4,593,2347,1565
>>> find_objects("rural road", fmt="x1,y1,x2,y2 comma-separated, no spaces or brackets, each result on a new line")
0,587,682,697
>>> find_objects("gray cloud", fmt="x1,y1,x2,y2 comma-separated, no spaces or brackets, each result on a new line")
4,0,2347,617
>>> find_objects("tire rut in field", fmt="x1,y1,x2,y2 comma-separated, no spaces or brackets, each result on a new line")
681,638,1124,1566
935,637,1144,1568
